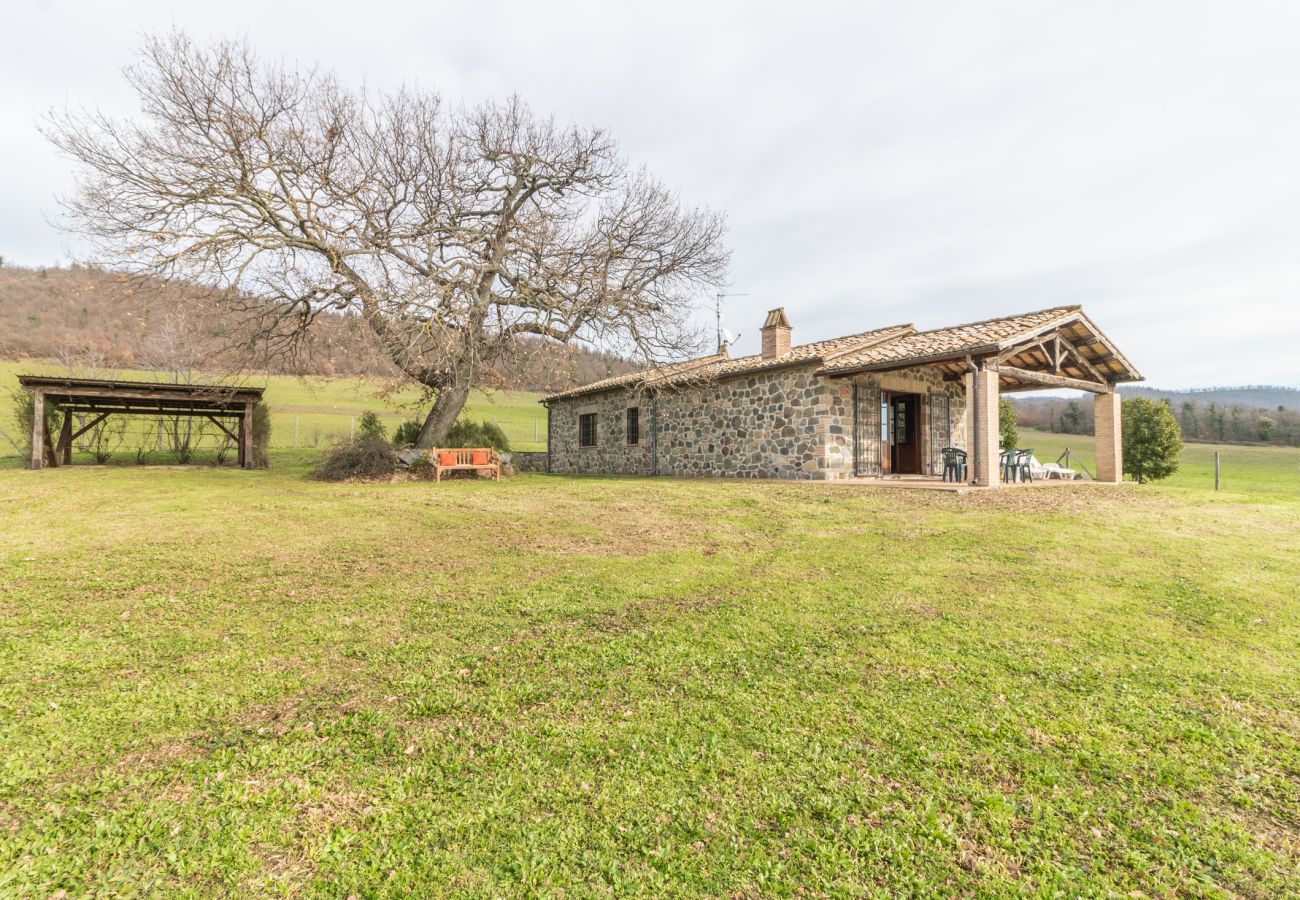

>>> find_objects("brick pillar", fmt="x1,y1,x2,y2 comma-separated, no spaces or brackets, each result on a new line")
963,371,975,456
1095,391,1123,483
971,367,1001,487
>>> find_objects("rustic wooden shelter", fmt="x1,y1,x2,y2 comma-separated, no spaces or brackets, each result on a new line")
18,375,265,470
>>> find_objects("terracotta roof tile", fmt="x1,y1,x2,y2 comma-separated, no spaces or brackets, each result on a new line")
819,306,1081,372
543,324,913,401
542,304,1138,401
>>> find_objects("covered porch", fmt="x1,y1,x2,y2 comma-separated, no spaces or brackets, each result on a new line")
821,306,1142,488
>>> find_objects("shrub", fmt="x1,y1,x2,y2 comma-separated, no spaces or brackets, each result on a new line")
252,401,271,468
313,436,397,481
392,418,423,447
6,389,63,460
1123,397,1183,484
357,411,386,441
162,416,203,464
408,454,434,479
998,398,1019,450
87,416,127,464
443,418,511,452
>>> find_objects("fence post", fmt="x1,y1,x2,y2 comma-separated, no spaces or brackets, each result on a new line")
294,416,299,448
1214,451,1220,491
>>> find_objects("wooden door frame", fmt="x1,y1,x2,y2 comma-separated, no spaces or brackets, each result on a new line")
886,391,923,475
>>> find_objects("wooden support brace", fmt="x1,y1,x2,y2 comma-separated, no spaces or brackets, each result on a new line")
1055,335,1109,384
996,365,1112,394
206,415,239,443
65,413,110,446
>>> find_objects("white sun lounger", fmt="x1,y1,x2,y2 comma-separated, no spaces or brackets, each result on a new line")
1030,455,1076,480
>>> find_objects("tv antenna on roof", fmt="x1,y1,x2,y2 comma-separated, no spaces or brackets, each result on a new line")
715,291,748,353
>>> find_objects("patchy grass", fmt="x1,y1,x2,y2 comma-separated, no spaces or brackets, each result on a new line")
0,361,548,454
0,454,1297,896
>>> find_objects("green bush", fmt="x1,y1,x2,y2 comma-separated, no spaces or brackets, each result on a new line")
7,388,59,460
252,401,272,468
392,418,423,447
1123,397,1183,483
443,418,511,452
357,411,386,441
408,454,434,479
998,398,1019,450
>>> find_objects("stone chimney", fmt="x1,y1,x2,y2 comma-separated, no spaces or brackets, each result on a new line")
760,308,791,359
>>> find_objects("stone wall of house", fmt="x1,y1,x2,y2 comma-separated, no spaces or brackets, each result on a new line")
547,390,655,476
653,367,832,479
546,362,970,480
547,366,834,479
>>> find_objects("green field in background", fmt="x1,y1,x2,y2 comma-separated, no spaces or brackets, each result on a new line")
1019,427,1300,496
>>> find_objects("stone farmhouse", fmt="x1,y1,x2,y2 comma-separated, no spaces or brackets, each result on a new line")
541,305,1141,486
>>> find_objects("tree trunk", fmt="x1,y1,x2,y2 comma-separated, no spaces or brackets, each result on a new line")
415,376,472,449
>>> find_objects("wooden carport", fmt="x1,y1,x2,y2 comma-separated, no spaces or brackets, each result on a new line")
18,375,265,470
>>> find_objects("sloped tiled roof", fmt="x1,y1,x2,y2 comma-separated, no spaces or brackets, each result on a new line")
543,324,914,401
544,304,1139,402
819,305,1081,373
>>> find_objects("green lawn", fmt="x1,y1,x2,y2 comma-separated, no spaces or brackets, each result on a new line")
0,361,549,454
0,444,1297,896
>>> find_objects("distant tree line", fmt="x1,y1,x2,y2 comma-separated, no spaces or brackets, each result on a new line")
1014,395,1300,447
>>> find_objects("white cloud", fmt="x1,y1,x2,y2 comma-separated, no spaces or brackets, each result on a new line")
2,0,1297,387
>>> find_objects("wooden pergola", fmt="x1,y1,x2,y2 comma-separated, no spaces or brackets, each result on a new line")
18,375,265,470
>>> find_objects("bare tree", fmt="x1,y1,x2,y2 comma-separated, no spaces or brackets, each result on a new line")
141,310,211,384
46,33,730,446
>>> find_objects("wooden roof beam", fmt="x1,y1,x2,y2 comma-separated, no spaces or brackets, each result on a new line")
996,365,1113,394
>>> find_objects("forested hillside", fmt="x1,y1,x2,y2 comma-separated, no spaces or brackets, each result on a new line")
0,262,638,391
1015,387,1300,446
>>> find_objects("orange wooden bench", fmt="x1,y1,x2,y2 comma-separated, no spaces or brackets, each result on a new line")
432,447,501,482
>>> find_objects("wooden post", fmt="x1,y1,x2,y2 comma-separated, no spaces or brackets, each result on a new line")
60,410,73,465
240,401,254,469
29,390,45,470
1214,452,1220,491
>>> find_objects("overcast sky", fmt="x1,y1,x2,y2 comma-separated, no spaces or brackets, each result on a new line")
3,0,1298,387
